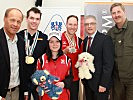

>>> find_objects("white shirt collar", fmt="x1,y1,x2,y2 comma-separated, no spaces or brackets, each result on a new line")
87,30,97,39
4,32,18,43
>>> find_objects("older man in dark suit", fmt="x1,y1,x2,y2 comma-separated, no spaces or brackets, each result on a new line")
0,8,27,100
82,15,114,100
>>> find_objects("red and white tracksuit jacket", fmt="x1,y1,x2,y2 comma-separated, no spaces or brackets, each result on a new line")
37,53,72,100
62,31,82,81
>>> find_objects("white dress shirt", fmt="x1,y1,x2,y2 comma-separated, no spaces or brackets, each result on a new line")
86,30,97,51
5,33,20,89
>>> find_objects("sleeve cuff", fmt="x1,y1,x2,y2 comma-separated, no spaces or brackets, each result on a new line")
0,96,2,100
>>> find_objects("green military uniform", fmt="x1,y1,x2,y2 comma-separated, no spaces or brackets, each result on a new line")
107,19,133,100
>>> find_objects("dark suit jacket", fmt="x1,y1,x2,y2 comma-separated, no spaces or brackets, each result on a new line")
83,31,114,91
18,29,48,84
0,28,26,98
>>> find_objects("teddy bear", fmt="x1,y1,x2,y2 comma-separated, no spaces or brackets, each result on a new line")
31,70,63,99
75,52,95,79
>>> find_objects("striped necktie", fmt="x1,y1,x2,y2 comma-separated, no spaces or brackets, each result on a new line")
88,37,92,52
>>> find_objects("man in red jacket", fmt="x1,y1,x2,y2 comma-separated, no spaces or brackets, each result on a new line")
61,15,82,100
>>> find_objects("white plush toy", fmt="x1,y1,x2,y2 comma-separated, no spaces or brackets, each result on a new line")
75,52,95,79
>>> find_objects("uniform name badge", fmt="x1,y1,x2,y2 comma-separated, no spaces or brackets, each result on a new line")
25,56,35,64
69,47,76,53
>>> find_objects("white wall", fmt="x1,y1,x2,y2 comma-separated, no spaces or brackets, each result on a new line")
0,0,133,29
0,0,113,29
42,0,112,14
0,0,34,29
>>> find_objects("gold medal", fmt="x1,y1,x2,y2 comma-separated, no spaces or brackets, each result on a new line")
25,56,35,64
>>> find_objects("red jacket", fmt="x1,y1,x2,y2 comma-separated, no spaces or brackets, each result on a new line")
37,54,72,100
62,31,82,81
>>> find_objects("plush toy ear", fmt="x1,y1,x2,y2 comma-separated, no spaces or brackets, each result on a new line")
91,55,94,61
33,78,39,85
78,54,81,59
87,53,94,62
90,55,94,62
44,70,50,75
75,61,79,68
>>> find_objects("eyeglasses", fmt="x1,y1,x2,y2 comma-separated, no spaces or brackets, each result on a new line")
84,22,96,26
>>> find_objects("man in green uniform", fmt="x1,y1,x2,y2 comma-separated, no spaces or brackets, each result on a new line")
107,3,133,100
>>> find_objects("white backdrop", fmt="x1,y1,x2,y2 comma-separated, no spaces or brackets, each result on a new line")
38,7,81,37
85,2,133,35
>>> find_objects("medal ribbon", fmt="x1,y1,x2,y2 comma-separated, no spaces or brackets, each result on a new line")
25,30,39,56
65,32,76,47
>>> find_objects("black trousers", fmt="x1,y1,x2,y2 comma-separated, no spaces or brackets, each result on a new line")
83,82,109,100
28,82,39,100
70,80,79,100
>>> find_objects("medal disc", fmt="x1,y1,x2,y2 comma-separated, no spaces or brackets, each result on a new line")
25,56,35,64
69,47,76,53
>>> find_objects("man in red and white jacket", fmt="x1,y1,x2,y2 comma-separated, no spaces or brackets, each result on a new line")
62,15,82,100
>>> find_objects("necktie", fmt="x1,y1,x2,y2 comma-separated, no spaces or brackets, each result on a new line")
88,37,92,52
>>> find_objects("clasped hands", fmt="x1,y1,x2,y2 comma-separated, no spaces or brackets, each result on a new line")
37,81,64,93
